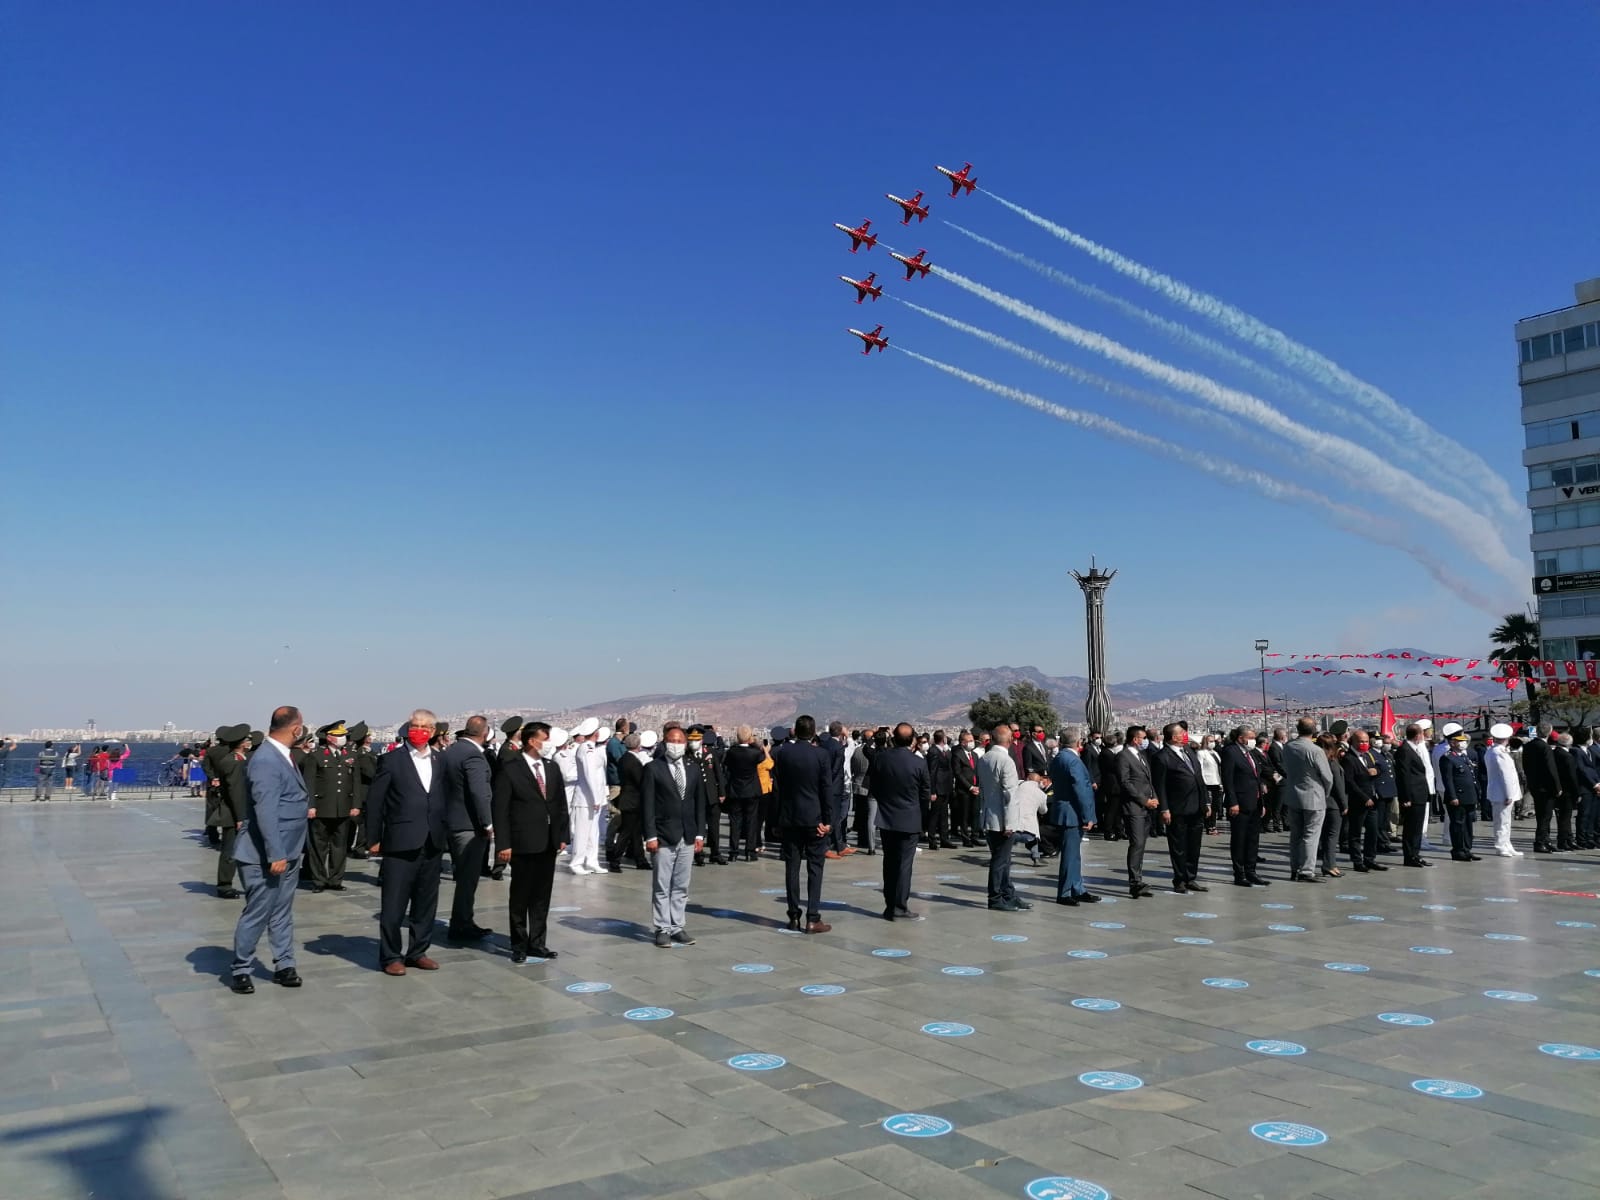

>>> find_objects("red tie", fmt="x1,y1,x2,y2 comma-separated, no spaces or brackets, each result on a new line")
533,760,545,796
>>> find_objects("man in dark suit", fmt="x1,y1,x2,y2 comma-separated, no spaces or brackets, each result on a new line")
491,722,570,963
924,731,956,849
1023,724,1052,777
1265,729,1288,832
347,721,377,859
1221,726,1268,886
1154,722,1210,894
367,709,452,974
771,715,834,934
1393,723,1434,867
1096,732,1124,840
442,715,494,941
212,725,251,899
1046,727,1098,905
1114,726,1159,898
230,706,310,994
950,732,982,847
641,722,709,947
1521,722,1559,852
1343,731,1387,873
819,720,852,859
867,723,930,920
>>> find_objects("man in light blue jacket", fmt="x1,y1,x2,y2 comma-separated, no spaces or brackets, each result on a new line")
1281,717,1332,882
230,706,310,993
1047,726,1099,906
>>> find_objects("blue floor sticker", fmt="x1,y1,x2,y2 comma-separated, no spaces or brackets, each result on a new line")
1267,924,1306,932
1335,894,1367,900
1378,1012,1434,1026
1173,936,1214,945
872,948,911,958
799,984,846,995
1412,1079,1484,1099
1079,1070,1142,1090
1068,950,1108,959
1183,912,1219,919
1421,904,1457,912
1088,922,1125,930
1484,933,1527,941
1071,998,1122,1011
727,1053,786,1071
565,982,611,993
1203,977,1249,989
992,934,1029,943
1539,1043,1600,1060
1484,989,1537,1002
1557,921,1597,929
624,1007,673,1020
1025,1178,1111,1200
1324,962,1370,973
1410,946,1453,955
1349,914,1385,922
1484,897,1518,903
882,1113,953,1137
922,1021,975,1036
942,965,985,976
1251,1121,1327,1146
732,963,774,974
1261,903,1295,910
1247,1039,1307,1056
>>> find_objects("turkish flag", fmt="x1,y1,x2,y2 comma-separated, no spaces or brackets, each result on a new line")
1585,661,1597,681
1566,660,1579,678
1380,691,1396,738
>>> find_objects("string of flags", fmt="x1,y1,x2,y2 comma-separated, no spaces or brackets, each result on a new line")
1262,651,1600,691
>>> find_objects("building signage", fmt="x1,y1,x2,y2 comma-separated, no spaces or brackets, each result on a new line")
1534,571,1600,593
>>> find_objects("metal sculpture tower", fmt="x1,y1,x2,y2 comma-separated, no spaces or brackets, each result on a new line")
1072,560,1117,734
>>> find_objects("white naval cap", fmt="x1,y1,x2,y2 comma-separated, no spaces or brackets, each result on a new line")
639,730,659,749
548,726,570,748
1441,722,1463,737
1490,723,1514,740
573,717,601,738
1416,718,1433,731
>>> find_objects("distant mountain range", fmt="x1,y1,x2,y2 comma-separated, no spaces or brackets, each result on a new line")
526,648,1509,730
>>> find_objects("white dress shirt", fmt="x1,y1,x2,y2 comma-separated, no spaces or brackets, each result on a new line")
411,746,434,792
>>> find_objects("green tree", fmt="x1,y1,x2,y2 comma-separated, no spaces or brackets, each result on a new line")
967,681,1060,734
1489,612,1542,722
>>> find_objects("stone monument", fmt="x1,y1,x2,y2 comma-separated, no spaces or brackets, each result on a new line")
1072,560,1116,734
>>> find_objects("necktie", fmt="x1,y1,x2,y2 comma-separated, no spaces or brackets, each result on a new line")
672,760,685,798
533,759,545,796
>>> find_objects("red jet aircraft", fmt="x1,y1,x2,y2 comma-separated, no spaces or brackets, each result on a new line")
848,324,888,355
936,162,977,196
885,189,930,224
833,219,877,253
840,272,883,303
890,248,931,280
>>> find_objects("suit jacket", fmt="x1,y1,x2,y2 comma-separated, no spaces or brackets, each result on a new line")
868,746,930,834
215,750,251,826
640,755,709,845
1574,742,1600,791
1343,749,1379,806
772,739,832,829
1154,745,1210,817
1221,742,1262,812
1023,738,1052,778
1281,737,1333,811
1394,740,1432,807
925,744,954,795
1046,747,1094,827
616,751,645,813
722,743,765,801
1114,746,1156,804
366,747,450,853
233,742,309,866
977,746,1020,831
441,738,493,833
1554,744,1579,799
1521,736,1558,795
1097,745,1124,802
952,745,981,798
817,733,848,808
490,753,571,855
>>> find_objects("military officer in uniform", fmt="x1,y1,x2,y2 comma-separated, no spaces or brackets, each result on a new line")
346,721,376,859
202,727,235,846
214,724,252,898
302,721,359,892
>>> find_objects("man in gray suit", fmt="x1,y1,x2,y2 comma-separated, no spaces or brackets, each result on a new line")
230,706,310,993
443,715,495,941
1281,717,1332,882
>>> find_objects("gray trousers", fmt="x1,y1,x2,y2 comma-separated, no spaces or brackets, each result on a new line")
651,840,693,934
34,775,54,801
447,828,488,931
232,861,300,976
1285,806,1325,878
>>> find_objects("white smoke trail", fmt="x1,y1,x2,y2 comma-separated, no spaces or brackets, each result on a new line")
898,348,1505,614
927,263,1527,594
982,190,1523,526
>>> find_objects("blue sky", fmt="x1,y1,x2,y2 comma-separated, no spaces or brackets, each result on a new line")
4,2,1597,730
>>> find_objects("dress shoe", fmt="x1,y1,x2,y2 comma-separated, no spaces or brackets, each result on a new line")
786,917,803,932
1353,863,1369,872
348,849,369,859
216,886,241,899
1233,878,1253,887
230,974,255,994
470,923,492,938
635,862,652,870
1368,862,1388,871
1076,892,1101,903
805,920,832,934
864,848,877,855
606,864,623,873
940,841,960,849
310,884,325,893
1451,853,1470,862
712,856,729,866
327,882,346,891
894,907,919,920
1131,884,1154,898
488,867,505,880
404,956,440,970
1467,854,1482,861
273,967,302,988
1189,882,1209,893
655,930,671,948
1534,844,1555,853
511,951,528,964
1056,895,1079,906
1295,872,1319,883
529,946,558,959
1012,899,1033,911
1403,859,1426,867
1247,875,1270,886
988,900,1022,911
1173,882,1190,893
382,962,407,976
883,908,898,920
670,931,696,945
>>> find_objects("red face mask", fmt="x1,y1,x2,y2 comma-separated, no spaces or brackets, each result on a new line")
1033,732,1045,741
405,727,432,748
1357,742,1370,751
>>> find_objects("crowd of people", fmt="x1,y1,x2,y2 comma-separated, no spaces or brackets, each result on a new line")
192,705,1595,993
26,740,132,801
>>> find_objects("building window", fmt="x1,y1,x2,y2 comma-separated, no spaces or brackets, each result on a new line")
1531,500,1600,532
1544,637,1576,661
1520,322,1600,364
1529,455,1600,490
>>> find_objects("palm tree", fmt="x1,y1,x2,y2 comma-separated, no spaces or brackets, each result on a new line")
1490,612,1542,721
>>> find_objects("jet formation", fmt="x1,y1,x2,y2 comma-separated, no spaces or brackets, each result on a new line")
836,162,976,355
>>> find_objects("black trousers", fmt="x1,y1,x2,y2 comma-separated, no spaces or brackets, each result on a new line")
1166,811,1203,884
1229,806,1260,879
607,807,645,867
881,829,918,911
1263,786,1281,829
725,797,759,858
217,825,239,888
985,830,1015,904
759,794,779,846
1556,796,1576,847
1121,800,1152,887
447,829,487,931
508,848,557,954
1204,785,1223,832
308,817,351,887
1351,803,1381,866
704,802,723,857
1400,801,1426,861
1533,787,1556,846
348,810,366,853
925,792,951,843
1447,803,1476,857
781,827,828,921
377,840,443,966
951,790,980,842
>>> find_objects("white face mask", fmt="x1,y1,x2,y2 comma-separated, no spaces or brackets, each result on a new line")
328,735,346,748
664,741,687,761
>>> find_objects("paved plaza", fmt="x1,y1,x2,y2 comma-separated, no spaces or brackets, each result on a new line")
4,797,1600,1200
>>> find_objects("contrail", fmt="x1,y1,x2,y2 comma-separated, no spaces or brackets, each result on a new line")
982,190,1523,525
898,348,1506,614
927,262,1527,593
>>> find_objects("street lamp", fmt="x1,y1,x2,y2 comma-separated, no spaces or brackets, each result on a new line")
1254,639,1270,727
